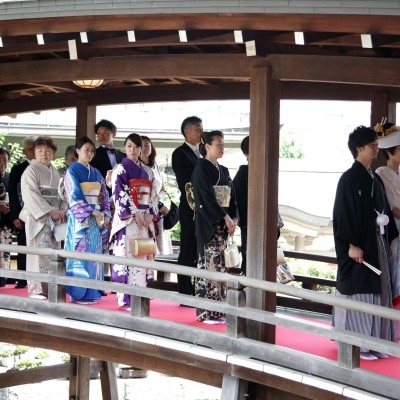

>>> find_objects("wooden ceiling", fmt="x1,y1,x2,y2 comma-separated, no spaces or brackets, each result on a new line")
2,13,400,115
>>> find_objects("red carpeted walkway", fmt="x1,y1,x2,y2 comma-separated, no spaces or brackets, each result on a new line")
1,284,399,379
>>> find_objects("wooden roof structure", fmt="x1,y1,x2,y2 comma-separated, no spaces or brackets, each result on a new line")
1,4,400,386
2,12,400,117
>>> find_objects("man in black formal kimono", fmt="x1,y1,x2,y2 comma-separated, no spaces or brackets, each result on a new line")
333,125,398,360
90,119,126,198
172,116,203,297
9,136,36,288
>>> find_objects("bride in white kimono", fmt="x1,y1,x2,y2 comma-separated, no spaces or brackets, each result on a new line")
20,136,67,299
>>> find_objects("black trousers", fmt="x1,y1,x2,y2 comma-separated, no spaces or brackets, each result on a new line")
177,220,197,295
15,229,27,286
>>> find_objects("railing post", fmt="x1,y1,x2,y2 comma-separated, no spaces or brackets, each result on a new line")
337,341,360,369
48,253,66,304
226,279,246,338
130,295,150,317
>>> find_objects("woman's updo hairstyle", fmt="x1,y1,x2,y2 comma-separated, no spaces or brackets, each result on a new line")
124,133,142,147
199,130,224,157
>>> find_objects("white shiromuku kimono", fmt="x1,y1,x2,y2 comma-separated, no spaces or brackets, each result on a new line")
20,160,67,297
376,165,400,340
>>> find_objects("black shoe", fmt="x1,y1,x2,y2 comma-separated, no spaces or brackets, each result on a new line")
15,282,27,289
0,278,6,287
100,290,108,296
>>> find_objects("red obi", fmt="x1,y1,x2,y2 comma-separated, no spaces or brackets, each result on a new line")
129,178,152,208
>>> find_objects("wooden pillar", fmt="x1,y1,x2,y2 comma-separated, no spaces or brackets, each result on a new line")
247,66,280,343
69,355,90,400
76,99,96,141
371,92,396,170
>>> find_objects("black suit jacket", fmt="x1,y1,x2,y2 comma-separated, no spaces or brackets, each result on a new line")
171,143,199,224
90,146,126,180
9,160,29,222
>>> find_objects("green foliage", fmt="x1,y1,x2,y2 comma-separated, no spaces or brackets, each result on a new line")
16,359,44,370
279,136,304,159
0,132,25,169
52,157,66,169
286,259,337,293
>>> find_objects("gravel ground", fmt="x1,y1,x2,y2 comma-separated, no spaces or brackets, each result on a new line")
0,370,221,400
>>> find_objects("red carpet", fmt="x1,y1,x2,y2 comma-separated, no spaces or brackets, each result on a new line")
1,284,399,379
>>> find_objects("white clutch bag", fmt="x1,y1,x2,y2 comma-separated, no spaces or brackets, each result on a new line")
54,223,67,242
224,235,240,271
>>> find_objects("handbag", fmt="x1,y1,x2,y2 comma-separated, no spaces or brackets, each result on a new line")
130,238,156,256
224,235,241,271
162,192,179,230
276,248,294,284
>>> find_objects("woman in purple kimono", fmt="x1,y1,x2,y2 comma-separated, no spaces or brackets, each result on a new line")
110,133,158,310
64,136,111,304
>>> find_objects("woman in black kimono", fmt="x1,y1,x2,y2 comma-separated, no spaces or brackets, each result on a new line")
333,125,398,360
191,130,238,323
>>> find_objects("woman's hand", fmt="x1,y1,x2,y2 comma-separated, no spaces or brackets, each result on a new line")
159,205,169,215
349,243,363,264
392,206,400,219
49,209,64,222
224,214,236,235
0,202,9,214
143,213,153,228
135,212,145,228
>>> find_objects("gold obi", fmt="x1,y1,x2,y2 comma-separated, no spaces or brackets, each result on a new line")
213,185,231,207
129,178,152,207
80,182,101,206
39,186,61,208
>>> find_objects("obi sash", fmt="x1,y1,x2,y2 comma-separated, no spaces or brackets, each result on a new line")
213,185,231,208
129,178,152,208
80,181,101,207
39,186,61,208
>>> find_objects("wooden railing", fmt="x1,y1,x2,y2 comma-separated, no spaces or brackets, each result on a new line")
155,248,337,315
0,244,399,400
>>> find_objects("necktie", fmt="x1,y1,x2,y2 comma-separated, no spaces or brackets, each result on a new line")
194,148,201,158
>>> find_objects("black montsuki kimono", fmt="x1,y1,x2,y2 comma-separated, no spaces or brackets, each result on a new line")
192,158,238,252
333,160,398,295
191,158,238,322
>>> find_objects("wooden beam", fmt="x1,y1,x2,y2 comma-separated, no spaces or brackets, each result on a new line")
1,14,400,36
2,53,400,89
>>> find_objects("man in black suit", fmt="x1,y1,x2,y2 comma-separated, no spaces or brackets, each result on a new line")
90,119,125,289
90,119,126,197
9,136,36,288
172,116,203,296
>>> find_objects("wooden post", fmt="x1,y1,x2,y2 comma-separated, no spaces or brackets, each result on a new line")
337,342,360,369
48,253,66,304
76,100,96,141
100,361,119,400
226,279,246,339
69,355,91,400
130,296,150,317
247,66,280,343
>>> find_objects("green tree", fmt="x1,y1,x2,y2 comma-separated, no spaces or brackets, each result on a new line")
279,136,304,159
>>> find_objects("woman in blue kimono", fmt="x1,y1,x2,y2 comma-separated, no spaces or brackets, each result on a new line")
192,130,238,323
110,133,158,310
64,136,111,304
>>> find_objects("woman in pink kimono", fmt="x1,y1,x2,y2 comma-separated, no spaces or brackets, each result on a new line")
110,133,158,310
